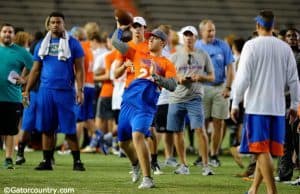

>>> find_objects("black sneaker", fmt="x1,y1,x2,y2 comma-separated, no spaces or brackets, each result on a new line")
209,155,221,167
35,160,53,170
193,156,203,166
73,160,85,171
4,158,15,169
15,155,26,165
151,162,163,175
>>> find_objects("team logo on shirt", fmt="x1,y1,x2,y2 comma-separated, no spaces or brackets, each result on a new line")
48,43,59,56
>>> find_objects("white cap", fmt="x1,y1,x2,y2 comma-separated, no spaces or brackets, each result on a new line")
133,16,147,26
181,26,198,36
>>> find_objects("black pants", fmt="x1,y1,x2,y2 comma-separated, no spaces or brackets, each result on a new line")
278,119,299,181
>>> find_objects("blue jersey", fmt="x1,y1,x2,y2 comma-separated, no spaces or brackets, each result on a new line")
122,79,160,114
33,36,84,90
195,38,234,85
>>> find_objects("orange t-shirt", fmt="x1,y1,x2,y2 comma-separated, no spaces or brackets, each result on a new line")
116,40,149,87
80,41,94,85
124,45,176,82
100,50,117,98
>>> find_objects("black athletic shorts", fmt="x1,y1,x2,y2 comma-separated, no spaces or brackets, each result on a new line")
0,101,22,135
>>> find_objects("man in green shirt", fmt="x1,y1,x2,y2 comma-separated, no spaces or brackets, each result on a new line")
0,23,33,169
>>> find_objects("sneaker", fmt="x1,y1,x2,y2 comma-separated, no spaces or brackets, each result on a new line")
151,162,163,175
73,160,85,171
35,160,53,170
4,158,15,169
291,177,300,186
81,146,96,153
275,176,291,182
138,177,155,189
209,155,221,167
15,155,26,165
165,157,179,167
193,156,203,166
202,166,214,176
174,164,190,175
132,163,140,183
57,149,71,155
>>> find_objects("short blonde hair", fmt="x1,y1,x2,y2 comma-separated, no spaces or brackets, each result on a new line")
84,22,100,40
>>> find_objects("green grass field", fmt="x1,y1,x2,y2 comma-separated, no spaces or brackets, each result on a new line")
1,149,299,194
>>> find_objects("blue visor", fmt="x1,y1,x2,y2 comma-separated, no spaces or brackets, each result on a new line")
254,16,274,28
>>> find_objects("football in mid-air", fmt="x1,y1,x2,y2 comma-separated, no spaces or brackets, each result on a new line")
114,9,133,25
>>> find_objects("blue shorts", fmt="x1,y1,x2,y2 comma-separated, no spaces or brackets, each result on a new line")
22,91,38,131
117,102,154,142
76,86,96,122
36,87,77,135
240,114,285,156
167,98,204,132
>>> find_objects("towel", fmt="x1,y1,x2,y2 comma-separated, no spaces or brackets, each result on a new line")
38,30,71,61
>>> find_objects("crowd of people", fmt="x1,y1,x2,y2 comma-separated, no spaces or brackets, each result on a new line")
0,9,300,193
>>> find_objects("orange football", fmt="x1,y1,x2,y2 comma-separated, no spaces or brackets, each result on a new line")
114,9,133,25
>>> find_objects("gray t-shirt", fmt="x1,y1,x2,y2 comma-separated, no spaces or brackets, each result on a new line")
169,49,214,103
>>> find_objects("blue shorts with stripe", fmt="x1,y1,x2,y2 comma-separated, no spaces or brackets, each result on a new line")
240,114,285,156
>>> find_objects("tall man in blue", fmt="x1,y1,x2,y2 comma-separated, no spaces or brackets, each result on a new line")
0,23,33,169
24,12,85,171
112,22,177,188
231,10,300,194
195,19,234,167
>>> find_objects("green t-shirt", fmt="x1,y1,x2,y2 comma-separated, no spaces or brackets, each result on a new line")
0,44,33,102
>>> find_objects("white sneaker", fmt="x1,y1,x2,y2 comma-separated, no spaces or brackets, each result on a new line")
153,166,163,175
81,146,96,153
138,177,155,189
202,166,214,176
164,157,179,167
174,164,190,175
132,163,140,183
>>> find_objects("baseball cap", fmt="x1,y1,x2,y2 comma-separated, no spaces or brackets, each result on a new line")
150,29,167,41
181,26,198,36
133,16,147,26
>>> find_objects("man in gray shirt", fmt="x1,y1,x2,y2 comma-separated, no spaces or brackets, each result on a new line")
167,26,215,176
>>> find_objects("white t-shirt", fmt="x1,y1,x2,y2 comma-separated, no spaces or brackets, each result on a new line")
232,36,300,115
110,60,126,110
93,52,109,73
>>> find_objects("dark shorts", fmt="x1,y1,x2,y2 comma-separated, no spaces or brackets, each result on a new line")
113,109,120,125
96,97,114,119
152,104,170,133
225,100,244,125
0,101,22,135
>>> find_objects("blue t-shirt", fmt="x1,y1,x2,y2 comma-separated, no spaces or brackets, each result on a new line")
33,36,84,90
122,79,160,114
195,38,234,85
